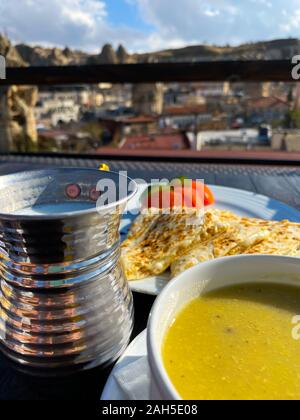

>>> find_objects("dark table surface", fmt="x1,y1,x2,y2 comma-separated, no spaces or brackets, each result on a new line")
0,155,299,400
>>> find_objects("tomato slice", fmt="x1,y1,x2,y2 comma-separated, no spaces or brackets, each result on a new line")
190,181,215,206
191,181,204,208
142,180,215,209
143,186,176,209
173,187,193,208
203,184,215,206
173,185,202,208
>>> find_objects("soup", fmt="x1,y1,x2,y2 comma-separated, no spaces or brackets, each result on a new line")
163,283,300,400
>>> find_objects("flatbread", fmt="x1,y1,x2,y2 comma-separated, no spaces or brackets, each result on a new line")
171,223,270,277
121,208,300,281
122,209,239,280
242,220,300,257
172,218,300,278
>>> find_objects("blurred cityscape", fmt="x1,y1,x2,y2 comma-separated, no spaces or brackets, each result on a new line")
1,34,300,155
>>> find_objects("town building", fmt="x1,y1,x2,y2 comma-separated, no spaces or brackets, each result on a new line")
161,105,212,130
99,115,158,146
245,96,289,125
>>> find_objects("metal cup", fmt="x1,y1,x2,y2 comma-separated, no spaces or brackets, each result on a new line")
0,168,137,375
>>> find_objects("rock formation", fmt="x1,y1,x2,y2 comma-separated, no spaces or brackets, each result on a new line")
132,83,164,115
88,44,119,65
116,44,128,64
0,85,38,152
8,86,38,151
0,87,13,152
0,34,26,67
0,35,298,67
0,34,38,152
100,44,118,64
15,44,88,66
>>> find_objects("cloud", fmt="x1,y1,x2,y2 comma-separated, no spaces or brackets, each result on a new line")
0,0,144,52
133,0,300,46
280,10,300,33
1,0,300,53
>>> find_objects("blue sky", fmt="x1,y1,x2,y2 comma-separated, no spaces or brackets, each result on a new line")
0,0,300,52
105,0,152,33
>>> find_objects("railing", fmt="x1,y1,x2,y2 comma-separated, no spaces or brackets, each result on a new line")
0,60,296,85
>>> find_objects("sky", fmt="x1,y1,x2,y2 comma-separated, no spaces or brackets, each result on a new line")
1,0,300,53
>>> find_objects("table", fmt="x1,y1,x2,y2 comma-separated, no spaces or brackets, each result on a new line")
0,156,299,400
0,292,154,400
0,155,299,210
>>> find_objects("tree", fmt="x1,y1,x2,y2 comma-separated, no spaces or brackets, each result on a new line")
283,109,300,129
288,87,294,105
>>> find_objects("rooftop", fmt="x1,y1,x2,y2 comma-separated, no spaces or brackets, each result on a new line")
246,96,289,109
105,133,191,151
164,104,208,115
100,115,157,124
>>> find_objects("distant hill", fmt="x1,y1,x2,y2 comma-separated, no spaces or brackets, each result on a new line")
1,34,300,67
136,38,300,62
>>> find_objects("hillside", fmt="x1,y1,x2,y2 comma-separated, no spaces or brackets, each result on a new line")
1,34,300,67
136,38,300,62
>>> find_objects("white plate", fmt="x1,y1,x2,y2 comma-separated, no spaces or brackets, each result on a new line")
120,184,300,296
101,330,148,401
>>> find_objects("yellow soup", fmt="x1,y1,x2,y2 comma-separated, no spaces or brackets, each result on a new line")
163,283,300,400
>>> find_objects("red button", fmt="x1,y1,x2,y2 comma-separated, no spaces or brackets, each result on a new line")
89,187,101,201
65,184,81,199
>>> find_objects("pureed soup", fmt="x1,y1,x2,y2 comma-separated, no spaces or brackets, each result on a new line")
162,283,300,400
